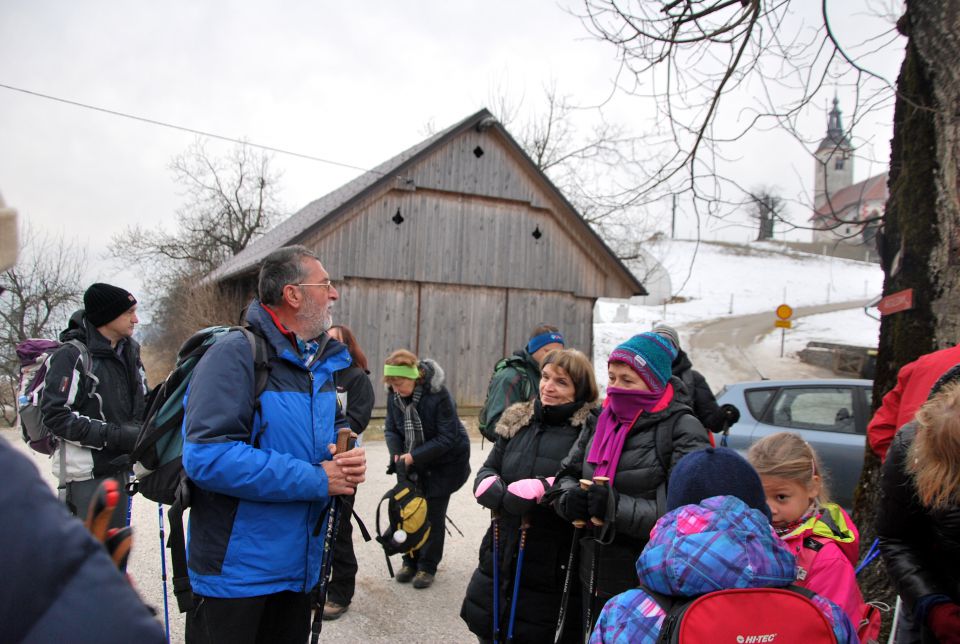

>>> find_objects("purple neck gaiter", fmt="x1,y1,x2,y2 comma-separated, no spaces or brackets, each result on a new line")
606,386,664,421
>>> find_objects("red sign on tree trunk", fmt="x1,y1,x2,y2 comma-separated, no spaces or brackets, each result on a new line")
877,288,914,316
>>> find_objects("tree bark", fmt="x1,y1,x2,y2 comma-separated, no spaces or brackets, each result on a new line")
853,1,960,638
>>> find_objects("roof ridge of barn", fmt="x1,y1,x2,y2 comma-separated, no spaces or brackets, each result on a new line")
206,107,644,295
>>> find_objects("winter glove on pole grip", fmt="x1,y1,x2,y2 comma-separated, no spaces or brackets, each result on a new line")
475,475,507,511
566,480,592,527
588,477,611,526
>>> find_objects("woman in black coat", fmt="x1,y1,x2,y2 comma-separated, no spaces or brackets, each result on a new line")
552,333,709,640
878,368,960,643
383,349,471,589
321,325,375,621
461,349,598,644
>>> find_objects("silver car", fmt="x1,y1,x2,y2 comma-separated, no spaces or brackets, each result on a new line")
715,379,873,509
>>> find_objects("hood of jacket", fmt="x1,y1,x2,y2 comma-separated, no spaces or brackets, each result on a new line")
494,399,593,439
672,349,693,375
637,495,796,598
417,358,446,393
785,502,860,566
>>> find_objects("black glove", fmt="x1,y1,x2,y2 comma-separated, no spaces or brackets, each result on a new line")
105,422,140,453
588,484,617,523
474,476,506,511
720,404,740,425
562,486,591,522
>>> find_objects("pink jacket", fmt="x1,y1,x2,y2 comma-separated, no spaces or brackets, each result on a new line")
780,504,865,631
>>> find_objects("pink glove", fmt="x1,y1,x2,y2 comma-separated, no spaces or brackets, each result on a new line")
475,475,505,511
503,477,555,517
506,477,555,502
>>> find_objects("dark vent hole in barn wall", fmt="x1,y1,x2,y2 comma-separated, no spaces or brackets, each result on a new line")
532,226,542,240
473,146,484,158
392,209,404,225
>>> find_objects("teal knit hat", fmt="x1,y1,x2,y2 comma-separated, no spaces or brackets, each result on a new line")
608,332,677,393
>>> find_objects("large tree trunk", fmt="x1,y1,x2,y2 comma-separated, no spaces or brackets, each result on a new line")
853,1,960,638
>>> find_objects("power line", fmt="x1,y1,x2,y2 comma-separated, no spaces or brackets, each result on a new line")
0,82,381,175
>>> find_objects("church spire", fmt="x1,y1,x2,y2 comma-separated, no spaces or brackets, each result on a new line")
826,96,844,143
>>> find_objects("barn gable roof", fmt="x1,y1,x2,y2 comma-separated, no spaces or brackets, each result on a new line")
207,108,644,295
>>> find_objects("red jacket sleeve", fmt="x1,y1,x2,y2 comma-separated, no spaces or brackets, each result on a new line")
867,362,912,462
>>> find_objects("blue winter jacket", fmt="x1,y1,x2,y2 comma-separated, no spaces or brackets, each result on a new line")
590,496,858,644
181,300,351,598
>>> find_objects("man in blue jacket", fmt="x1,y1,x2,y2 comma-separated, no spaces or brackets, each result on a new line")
182,245,367,644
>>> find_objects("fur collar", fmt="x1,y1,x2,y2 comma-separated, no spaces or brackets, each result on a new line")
494,400,593,439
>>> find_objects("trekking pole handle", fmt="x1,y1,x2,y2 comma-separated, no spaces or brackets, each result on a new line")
336,427,357,453
573,479,592,528
590,477,609,527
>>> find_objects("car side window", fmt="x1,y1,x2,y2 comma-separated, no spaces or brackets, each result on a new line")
745,388,776,419
765,387,857,434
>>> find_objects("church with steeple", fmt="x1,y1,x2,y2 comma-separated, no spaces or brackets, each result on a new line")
810,98,887,251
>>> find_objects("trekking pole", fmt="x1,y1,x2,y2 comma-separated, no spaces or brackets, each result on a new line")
492,510,501,643
158,503,171,643
555,480,590,644
583,477,607,644
311,428,357,644
506,514,531,644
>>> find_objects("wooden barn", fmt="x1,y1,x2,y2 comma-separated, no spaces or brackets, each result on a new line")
207,108,645,409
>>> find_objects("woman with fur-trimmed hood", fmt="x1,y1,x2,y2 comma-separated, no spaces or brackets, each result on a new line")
384,350,471,590
460,349,598,644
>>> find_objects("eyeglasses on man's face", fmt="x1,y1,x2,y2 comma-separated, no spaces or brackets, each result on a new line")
296,281,334,290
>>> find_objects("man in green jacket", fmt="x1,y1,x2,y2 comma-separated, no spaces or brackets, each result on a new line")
477,324,564,441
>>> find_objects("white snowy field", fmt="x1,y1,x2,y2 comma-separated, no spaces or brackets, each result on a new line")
593,239,884,389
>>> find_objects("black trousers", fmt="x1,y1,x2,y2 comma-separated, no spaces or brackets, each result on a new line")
326,494,358,605
401,494,451,575
185,591,311,644
65,474,130,530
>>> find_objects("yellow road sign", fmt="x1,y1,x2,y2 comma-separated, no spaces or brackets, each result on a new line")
775,319,792,329
776,304,793,320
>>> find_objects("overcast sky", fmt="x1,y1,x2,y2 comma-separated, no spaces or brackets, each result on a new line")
0,1,905,305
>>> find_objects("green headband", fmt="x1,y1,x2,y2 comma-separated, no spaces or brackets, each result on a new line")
384,364,420,380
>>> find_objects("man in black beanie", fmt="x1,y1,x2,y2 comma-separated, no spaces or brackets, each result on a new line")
39,282,147,526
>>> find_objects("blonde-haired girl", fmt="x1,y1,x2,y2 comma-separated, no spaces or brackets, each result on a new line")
748,432,878,640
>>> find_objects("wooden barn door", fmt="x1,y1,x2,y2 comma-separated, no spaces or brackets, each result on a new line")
417,283,506,408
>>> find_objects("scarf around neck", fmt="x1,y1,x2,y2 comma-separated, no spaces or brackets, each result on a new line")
393,384,425,453
587,384,674,483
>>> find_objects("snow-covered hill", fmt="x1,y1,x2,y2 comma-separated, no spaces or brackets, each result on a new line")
594,239,884,388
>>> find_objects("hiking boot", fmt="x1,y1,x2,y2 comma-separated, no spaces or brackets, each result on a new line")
412,571,435,589
321,601,349,621
395,564,416,583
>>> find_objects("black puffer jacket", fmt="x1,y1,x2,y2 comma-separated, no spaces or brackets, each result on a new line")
672,350,726,433
384,359,471,498
461,400,594,644
878,422,960,631
554,381,709,598
40,310,147,480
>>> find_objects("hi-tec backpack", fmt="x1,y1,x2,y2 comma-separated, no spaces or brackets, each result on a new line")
644,584,839,643
126,325,271,613
15,338,95,455
375,462,431,577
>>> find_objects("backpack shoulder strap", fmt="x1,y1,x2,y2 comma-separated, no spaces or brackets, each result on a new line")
238,326,272,398
64,339,98,394
653,411,686,516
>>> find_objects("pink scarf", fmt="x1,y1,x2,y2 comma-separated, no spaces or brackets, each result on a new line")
588,384,674,483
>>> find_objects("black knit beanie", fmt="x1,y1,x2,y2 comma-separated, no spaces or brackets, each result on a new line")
84,283,137,327
666,447,772,520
